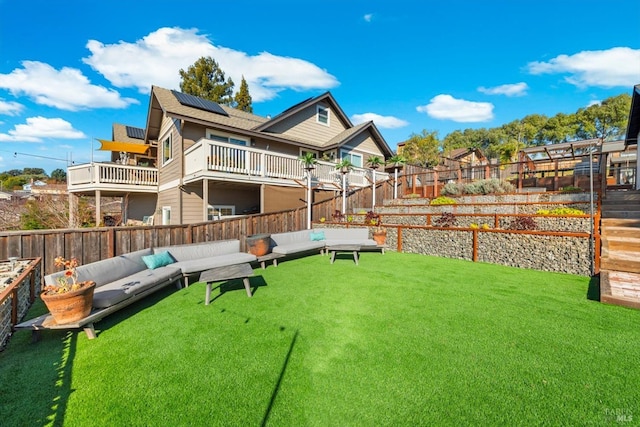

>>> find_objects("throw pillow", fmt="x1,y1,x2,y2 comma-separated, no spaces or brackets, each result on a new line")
142,251,175,269
310,231,325,241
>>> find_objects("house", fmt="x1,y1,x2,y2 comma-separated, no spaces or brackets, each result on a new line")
22,180,47,192
624,84,640,190
67,87,394,226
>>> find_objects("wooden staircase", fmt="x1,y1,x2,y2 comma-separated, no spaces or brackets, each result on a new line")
600,189,640,309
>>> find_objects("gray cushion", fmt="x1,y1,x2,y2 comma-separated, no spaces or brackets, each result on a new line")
153,240,240,261
315,227,369,241
172,252,257,274
325,239,378,247
45,248,152,288
270,230,311,247
92,265,181,308
272,241,325,255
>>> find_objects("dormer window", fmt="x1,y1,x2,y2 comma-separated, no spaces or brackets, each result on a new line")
317,105,330,126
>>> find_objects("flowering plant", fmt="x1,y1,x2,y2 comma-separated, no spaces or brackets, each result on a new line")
43,256,87,294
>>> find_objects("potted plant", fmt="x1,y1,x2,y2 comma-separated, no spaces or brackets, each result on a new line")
367,155,384,170
299,152,318,171
386,154,406,169
41,256,96,324
335,158,353,174
365,211,387,245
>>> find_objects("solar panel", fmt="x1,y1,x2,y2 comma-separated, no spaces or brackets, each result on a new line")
172,90,229,117
125,126,145,140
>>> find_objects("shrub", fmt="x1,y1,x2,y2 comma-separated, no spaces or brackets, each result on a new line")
470,223,479,229
507,216,537,231
441,182,461,196
481,223,490,230
433,212,457,227
430,196,457,205
331,210,344,222
451,178,515,195
536,207,585,216
560,186,583,193
364,211,380,226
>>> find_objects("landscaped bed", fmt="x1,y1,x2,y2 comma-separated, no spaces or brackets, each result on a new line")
1,252,638,425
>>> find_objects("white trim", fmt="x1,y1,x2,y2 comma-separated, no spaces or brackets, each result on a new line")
340,149,363,168
316,105,330,126
208,204,235,220
161,134,172,165
299,148,319,157
206,129,250,146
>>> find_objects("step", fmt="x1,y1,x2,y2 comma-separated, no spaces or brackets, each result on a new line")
602,236,640,252
601,210,640,219
601,201,640,209
604,190,640,201
600,270,640,309
600,252,640,274
600,218,640,228
600,226,640,239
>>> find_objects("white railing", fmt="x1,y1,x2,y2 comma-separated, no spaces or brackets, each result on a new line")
68,163,158,187
185,138,389,187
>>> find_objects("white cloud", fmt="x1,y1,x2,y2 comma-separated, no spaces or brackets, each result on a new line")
0,116,86,142
417,94,494,123
351,113,408,129
83,27,339,101
587,100,601,107
0,61,138,111
364,14,373,22
478,82,529,97
0,99,24,116
526,47,640,88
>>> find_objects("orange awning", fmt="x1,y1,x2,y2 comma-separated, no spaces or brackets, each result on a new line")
98,140,149,154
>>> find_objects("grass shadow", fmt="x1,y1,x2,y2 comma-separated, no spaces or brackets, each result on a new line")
261,329,299,427
587,275,600,302
0,300,78,426
208,276,268,303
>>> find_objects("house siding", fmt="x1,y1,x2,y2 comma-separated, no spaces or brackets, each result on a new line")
267,104,347,146
182,183,204,224
343,133,384,157
158,117,182,187
157,187,180,225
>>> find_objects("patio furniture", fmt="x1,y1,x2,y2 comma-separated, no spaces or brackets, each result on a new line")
200,263,254,305
327,245,361,265
257,252,285,269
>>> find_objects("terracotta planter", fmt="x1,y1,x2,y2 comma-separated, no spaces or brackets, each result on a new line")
41,281,95,324
246,234,271,257
373,231,387,246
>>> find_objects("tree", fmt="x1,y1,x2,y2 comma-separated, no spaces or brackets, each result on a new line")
234,75,253,113
51,168,67,182
541,113,579,144
401,130,441,168
575,93,631,141
23,167,45,175
179,56,235,105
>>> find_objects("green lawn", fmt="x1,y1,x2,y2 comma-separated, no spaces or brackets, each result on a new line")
1,252,638,426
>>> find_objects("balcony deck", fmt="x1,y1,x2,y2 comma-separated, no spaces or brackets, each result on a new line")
68,139,389,194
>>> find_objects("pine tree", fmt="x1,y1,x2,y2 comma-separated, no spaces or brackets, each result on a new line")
179,56,234,105
234,76,253,113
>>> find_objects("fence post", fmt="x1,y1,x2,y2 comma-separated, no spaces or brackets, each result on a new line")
397,226,403,252
472,229,478,262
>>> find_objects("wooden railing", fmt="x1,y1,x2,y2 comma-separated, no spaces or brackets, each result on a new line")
68,163,158,190
184,138,389,187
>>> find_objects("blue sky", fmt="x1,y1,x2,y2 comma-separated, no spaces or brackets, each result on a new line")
0,0,638,174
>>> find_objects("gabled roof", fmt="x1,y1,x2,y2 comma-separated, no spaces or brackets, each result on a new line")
625,84,640,146
321,121,394,157
144,86,393,158
112,124,146,144
146,86,268,140
253,92,353,132
447,147,487,162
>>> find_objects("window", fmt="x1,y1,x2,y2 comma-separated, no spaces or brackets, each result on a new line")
207,131,249,146
300,149,318,159
208,205,235,220
162,135,172,165
340,150,363,168
317,105,329,125
161,206,171,225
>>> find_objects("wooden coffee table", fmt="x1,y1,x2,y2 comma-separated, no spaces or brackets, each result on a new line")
326,245,361,265
199,263,254,305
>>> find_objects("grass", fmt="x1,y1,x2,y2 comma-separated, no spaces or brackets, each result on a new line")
1,251,639,426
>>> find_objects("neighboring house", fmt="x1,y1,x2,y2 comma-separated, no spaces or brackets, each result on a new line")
68,87,394,226
624,84,640,190
22,180,47,192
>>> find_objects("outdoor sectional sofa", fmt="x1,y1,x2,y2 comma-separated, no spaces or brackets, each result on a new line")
269,227,380,259
17,239,256,339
